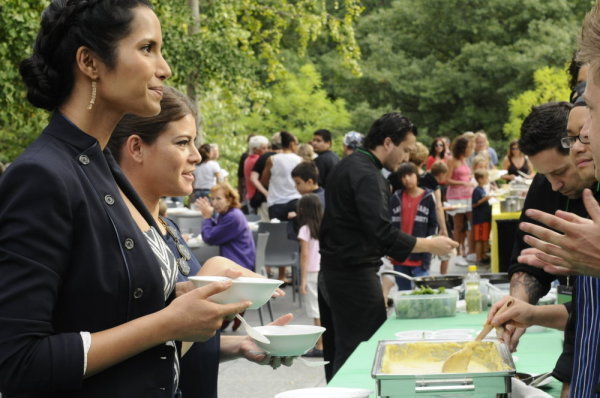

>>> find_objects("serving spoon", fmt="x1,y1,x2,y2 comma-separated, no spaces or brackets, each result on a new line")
236,314,270,344
442,298,514,373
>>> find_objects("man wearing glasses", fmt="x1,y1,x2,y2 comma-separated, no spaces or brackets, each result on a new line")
506,101,594,342
501,99,598,397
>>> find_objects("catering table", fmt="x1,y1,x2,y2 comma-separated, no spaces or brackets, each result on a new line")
188,238,220,264
328,312,563,397
166,208,204,234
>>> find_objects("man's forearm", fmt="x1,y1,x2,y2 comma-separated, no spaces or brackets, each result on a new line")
510,271,545,304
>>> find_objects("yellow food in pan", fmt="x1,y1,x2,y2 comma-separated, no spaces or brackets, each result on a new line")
380,342,511,375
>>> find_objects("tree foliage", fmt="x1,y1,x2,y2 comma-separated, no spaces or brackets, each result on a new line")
503,66,571,140
198,64,351,176
0,0,48,163
316,0,589,142
0,0,362,167
242,64,351,142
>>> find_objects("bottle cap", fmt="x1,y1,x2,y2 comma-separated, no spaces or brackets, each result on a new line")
468,265,477,272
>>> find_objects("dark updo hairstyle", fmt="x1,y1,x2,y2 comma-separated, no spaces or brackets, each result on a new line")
280,131,297,149
451,136,469,159
107,86,197,163
198,144,212,164
363,112,417,150
20,0,152,111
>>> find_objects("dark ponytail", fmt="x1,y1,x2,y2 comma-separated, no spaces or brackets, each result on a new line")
19,0,152,111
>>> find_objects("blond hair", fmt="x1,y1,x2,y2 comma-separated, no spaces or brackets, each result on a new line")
578,3,600,73
409,142,429,167
474,169,489,181
297,143,316,162
472,155,489,170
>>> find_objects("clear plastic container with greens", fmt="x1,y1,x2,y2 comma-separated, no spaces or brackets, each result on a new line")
393,287,458,319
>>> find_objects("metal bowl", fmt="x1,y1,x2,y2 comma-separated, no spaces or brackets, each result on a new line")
413,275,464,289
479,272,509,285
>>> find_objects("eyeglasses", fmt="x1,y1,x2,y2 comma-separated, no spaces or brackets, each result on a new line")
435,143,444,147
560,134,591,149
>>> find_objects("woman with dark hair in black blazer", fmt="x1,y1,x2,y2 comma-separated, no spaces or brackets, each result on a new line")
0,2,249,396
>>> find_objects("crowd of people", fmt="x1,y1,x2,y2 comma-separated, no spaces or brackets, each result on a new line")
3,0,600,397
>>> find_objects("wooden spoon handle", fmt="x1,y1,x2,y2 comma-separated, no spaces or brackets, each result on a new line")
476,297,515,341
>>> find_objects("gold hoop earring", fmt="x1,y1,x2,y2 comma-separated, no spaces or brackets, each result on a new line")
87,80,97,110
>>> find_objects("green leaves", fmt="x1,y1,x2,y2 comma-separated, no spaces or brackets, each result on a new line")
503,66,571,140
240,64,350,143
317,0,587,143
0,0,48,163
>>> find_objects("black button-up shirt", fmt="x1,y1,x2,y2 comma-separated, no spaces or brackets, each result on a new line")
320,149,416,269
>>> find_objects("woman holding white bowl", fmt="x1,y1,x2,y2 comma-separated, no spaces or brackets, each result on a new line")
108,86,293,397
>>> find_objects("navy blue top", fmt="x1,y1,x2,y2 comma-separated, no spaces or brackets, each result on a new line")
471,186,491,225
163,218,220,398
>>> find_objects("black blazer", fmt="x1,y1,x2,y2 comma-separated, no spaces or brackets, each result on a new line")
0,113,175,397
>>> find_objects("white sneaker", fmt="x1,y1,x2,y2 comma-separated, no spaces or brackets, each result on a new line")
454,255,468,266
466,253,477,263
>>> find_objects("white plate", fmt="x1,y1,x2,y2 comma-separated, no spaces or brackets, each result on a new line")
431,329,475,340
275,387,372,398
489,169,508,181
394,330,433,339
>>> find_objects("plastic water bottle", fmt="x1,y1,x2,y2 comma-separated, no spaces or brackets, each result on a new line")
465,265,482,314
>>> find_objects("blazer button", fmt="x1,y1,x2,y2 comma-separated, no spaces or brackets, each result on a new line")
124,238,135,250
78,155,90,165
104,195,115,205
133,288,143,299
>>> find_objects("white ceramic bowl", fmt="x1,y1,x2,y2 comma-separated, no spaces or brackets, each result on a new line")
275,387,372,398
251,325,325,356
188,276,282,309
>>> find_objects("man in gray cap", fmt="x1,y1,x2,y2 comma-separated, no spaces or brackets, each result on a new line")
342,130,364,156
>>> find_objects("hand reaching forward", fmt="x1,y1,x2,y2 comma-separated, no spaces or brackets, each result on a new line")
519,188,600,277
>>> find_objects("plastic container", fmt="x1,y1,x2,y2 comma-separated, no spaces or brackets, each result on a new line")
465,265,482,314
393,290,458,319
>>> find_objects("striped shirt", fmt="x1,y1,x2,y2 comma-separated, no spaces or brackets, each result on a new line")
571,275,600,397
144,226,180,396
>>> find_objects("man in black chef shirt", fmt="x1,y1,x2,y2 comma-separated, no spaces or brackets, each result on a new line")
318,112,458,381
505,99,598,397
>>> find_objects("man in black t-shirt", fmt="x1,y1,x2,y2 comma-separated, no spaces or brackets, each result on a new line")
312,129,339,188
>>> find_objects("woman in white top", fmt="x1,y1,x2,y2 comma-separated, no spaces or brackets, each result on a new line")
191,143,221,202
260,131,302,221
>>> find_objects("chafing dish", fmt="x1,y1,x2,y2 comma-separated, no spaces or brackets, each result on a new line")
371,339,515,397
